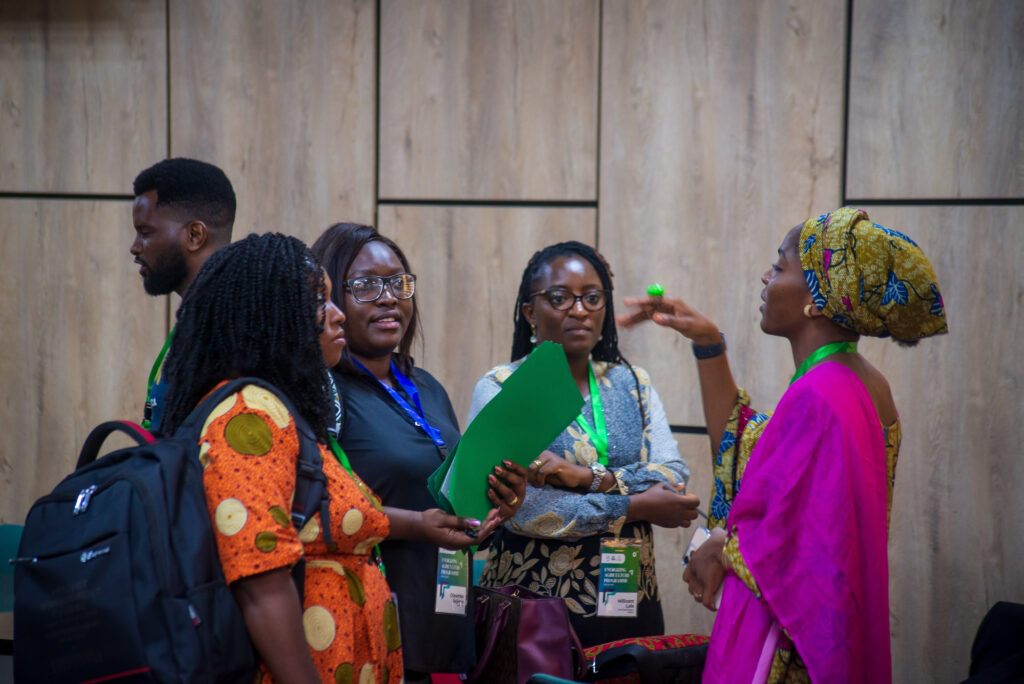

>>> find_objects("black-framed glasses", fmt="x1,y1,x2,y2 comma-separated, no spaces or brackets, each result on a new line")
529,288,609,312
343,273,416,303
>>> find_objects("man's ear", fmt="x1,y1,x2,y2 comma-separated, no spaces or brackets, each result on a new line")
183,220,210,253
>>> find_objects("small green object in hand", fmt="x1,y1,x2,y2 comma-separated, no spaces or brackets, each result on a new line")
646,283,665,297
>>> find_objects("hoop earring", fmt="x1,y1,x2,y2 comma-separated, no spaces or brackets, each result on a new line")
803,304,815,318
529,324,538,345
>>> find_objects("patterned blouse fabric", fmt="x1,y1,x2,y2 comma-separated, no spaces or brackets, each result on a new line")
799,206,947,342
199,383,402,684
704,366,897,684
469,360,690,648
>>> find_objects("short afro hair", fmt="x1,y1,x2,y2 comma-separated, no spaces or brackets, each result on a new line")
133,157,236,234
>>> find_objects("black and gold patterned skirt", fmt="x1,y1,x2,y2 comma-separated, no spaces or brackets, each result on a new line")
478,522,665,648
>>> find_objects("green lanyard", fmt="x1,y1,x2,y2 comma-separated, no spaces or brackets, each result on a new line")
142,329,174,429
326,434,386,576
574,362,609,466
790,341,858,385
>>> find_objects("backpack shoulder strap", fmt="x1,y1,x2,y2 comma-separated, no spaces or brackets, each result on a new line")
175,378,332,541
176,378,334,603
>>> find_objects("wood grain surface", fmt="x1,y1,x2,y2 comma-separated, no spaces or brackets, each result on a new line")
378,0,599,200
847,0,1024,199
599,0,846,428
168,0,377,244
0,199,167,526
0,0,167,194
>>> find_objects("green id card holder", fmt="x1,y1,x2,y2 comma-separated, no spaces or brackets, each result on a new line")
597,538,641,618
434,547,469,615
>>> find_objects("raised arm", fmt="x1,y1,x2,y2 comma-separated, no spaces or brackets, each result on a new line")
618,295,739,455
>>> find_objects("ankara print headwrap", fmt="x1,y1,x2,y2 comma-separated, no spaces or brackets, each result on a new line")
799,207,947,341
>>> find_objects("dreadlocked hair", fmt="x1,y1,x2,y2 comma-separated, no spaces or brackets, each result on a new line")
511,240,646,428
310,222,421,376
160,232,333,440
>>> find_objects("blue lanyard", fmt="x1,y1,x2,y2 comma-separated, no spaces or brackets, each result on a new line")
351,358,447,450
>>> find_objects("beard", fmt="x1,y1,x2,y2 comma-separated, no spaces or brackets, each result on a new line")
142,248,189,296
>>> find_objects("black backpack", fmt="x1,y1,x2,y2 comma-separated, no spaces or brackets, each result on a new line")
11,377,333,683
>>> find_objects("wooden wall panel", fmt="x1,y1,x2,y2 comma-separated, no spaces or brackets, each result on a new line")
847,0,1024,199
600,0,846,426
168,0,376,245
653,432,717,636
0,0,167,194
377,205,595,422
378,0,599,201
0,200,167,526
852,206,1024,682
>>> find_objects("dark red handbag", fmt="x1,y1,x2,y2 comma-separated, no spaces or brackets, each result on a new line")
467,584,587,684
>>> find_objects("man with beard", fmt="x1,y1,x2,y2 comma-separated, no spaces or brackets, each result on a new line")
130,157,236,433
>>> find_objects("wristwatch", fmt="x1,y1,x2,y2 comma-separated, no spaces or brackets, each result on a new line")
691,332,726,360
588,462,607,492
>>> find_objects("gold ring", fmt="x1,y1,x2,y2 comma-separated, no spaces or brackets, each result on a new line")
531,459,543,468
509,495,519,506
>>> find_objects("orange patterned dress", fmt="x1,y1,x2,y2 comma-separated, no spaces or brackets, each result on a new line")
198,382,402,683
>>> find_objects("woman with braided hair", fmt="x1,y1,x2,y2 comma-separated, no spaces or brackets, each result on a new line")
469,240,700,647
619,207,947,683
161,232,501,684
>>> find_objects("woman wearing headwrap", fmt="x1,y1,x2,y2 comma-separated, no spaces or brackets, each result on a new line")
619,208,947,683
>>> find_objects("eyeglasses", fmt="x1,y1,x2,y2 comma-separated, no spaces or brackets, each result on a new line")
529,288,609,312
343,273,416,303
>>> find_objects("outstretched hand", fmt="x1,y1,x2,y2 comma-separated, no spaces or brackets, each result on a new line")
616,294,721,345
418,508,502,550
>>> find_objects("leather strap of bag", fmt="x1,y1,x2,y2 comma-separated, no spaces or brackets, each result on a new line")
569,621,586,679
466,597,512,683
468,585,587,683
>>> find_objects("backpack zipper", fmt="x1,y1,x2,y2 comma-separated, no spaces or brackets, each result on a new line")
74,484,98,514
24,471,176,593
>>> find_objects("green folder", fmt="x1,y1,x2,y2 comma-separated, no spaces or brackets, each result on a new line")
428,342,584,521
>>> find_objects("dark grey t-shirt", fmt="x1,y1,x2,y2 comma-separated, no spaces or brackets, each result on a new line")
332,366,473,674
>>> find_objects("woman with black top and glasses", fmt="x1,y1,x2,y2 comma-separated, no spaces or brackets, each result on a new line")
311,223,527,683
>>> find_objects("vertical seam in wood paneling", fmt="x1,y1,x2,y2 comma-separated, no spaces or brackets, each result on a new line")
164,0,172,337
373,0,382,230
840,0,853,205
164,0,171,160
594,0,604,249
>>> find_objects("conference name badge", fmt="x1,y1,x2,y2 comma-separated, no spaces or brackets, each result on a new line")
597,538,640,618
434,548,468,615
